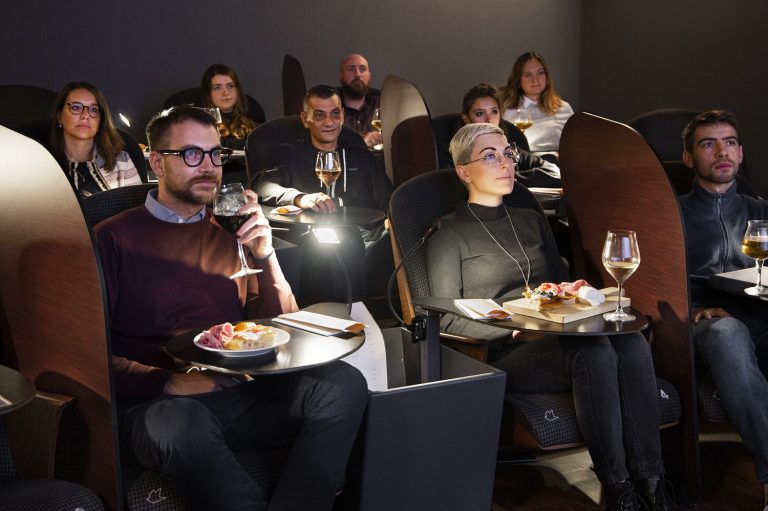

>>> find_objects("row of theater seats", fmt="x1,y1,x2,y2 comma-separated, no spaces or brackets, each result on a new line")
0,77,738,508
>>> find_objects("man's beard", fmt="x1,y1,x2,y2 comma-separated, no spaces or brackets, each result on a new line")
167,175,222,206
342,81,369,100
695,160,738,185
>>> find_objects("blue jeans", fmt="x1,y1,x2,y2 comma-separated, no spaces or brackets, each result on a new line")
493,333,664,485
694,316,768,483
122,361,368,511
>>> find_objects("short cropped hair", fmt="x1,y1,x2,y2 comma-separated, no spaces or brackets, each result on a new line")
302,84,341,112
450,123,505,166
146,105,217,150
682,109,742,153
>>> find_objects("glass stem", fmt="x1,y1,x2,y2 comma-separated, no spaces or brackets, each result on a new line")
616,280,623,315
757,259,765,291
237,240,250,271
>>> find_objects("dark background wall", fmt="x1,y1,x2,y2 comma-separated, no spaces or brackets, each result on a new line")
2,0,764,195
580,0,767,196
0,0,580,139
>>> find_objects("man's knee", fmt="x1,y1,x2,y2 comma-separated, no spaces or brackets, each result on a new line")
306,362,369,417
696,317,754,365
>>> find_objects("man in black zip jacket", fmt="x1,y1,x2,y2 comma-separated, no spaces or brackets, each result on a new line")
678,109,768,507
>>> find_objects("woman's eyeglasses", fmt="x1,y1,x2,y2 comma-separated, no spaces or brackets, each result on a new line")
65,102,101,118
463,147,520,167
157,147,232,167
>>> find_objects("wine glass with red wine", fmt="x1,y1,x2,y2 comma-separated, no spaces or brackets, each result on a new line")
213,182,262,279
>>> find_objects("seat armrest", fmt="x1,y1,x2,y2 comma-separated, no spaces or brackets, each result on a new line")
439,332,489,362
3,391,75,479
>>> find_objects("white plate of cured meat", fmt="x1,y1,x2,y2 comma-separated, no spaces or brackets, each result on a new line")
194,322,290,357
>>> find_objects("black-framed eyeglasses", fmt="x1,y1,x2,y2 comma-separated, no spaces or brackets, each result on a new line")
463,146,519,167
156,147,232,167
66,102,101,118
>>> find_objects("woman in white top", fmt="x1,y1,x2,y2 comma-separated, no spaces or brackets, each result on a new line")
50,81,142,198
500,52,574,155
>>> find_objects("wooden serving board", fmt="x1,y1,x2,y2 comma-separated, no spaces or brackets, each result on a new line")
502,289,630,324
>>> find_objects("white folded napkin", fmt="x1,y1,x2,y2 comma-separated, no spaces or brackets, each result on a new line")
273,311,366,336
453,299,511,320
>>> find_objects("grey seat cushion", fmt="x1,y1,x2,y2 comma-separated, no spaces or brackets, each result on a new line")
506,377,681,449
697,378,729,423
0,479,104,510
121,448,289,510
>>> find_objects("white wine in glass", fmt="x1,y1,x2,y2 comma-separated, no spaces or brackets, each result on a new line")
315,151,342,199
602,230,640,321
511,108,533,132
741,219,768,296
371,108,383,151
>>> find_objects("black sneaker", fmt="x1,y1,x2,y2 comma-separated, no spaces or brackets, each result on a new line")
637,477,677,511
605,481,650,511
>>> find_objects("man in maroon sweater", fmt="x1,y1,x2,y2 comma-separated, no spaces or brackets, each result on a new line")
95,106,367,511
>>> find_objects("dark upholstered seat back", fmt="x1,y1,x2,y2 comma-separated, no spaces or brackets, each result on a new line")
282,55,306,116
388,170,466,321
0,85,58,128
627,108,698,162
80,183,157,228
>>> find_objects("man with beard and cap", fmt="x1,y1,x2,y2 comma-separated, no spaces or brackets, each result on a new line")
678,109,768,510
95,105,368,511
338,53,382,150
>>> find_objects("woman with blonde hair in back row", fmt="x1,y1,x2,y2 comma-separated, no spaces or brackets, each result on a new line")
499,51,574,156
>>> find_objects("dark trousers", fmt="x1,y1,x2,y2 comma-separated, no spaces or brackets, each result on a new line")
493,333,664,485
121,362,368,511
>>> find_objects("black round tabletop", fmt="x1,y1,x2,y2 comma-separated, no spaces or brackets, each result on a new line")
166,303,365,375
709,272,768,303
263,205,385,228
0,365,36,416
413,297,648,336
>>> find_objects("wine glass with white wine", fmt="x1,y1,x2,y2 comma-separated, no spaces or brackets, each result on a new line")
315,151,342,200
511,108,533,133
370,108,383,151
602,230,640,321
741,219,768,296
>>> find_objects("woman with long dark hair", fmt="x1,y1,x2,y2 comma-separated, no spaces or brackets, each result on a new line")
50,81,141,197
201,63,259,149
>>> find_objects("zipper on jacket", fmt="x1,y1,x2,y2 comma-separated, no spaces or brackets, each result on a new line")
716,194,730,272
